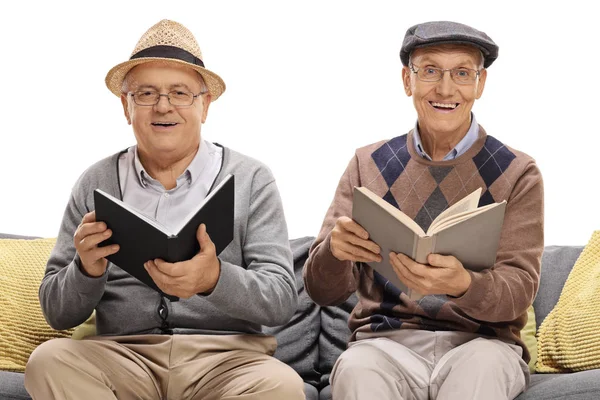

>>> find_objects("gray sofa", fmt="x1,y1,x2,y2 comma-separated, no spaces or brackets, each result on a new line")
2,234,600,400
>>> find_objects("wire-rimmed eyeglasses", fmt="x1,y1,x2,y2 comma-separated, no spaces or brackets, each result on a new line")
409,64,481,85
129,89,207,107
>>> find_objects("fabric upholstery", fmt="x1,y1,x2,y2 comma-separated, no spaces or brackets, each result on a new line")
537,231,600,372
318,293,358,389
515,370,600,400
0,238,73,372
0,371,30,400
264,236,321,387
533,245,583,330
522,305,538,373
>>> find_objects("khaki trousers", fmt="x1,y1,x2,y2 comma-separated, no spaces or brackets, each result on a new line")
24,334,304,400
330,330,529,400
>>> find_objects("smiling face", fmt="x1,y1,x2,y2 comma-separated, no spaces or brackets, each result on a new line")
402,44,487,141
120,61,211,162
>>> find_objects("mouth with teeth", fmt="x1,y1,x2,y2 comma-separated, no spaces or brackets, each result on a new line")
430,102,459,111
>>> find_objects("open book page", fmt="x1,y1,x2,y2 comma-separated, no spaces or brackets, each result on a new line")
427,188,482,235
429,201,505,235
355,187,425,236
95,190,172,235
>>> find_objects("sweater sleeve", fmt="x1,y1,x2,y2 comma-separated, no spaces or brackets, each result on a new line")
39,190,108,330
303,155,361,306
451,160,544,322
202,178,297,327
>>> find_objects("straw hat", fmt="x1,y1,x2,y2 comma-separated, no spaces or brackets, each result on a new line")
105,19,225,101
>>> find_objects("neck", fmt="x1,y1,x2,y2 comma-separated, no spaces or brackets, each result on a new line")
418,119,471,161
138,145,199,190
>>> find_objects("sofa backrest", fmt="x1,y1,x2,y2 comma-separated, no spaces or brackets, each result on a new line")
533,245,583,331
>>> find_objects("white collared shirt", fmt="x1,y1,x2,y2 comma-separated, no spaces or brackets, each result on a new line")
117,140,223,232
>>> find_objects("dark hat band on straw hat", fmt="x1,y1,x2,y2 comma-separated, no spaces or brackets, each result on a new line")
130,45,205,68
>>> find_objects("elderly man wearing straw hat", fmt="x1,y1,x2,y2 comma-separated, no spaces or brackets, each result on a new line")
24,20,304,400
304,21,544,399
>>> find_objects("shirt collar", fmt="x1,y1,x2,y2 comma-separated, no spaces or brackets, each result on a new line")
413,113,479,161
133,140,211,188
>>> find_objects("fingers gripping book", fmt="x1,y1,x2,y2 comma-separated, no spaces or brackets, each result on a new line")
352,187,506,300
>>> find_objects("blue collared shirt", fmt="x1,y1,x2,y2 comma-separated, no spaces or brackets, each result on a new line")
413,113,479,161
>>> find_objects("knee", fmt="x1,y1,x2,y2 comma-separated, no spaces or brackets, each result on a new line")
453,339,518,371
25,338,75,383
263,362,305,400
333,343,382,379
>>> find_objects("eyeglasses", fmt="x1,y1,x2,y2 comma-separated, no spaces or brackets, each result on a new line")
409,64,481,85
129,89,207,107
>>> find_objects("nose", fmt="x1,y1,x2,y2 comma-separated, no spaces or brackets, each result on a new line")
154,94,174,113
435,70,456,97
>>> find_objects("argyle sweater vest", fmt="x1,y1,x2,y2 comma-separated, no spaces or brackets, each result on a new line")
304,127,544,362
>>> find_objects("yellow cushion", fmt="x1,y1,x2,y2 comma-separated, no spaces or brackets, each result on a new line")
522,305,537,373
537,231,600,372
71,312,96,340
0,238,74,372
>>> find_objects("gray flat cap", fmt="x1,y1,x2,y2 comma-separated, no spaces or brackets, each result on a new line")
400,21,498,68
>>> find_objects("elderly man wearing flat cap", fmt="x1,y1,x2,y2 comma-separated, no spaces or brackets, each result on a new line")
304,21,543,399
24,20,304,400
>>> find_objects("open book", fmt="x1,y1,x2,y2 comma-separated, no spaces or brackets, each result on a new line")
352,187,506,300
94,174,235,301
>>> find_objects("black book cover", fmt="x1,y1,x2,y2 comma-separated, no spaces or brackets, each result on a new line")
94,174,235,301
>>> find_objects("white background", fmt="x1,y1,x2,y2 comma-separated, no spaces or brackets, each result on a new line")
1,0,598,246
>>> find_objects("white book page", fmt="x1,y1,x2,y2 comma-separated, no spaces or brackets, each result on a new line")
96,189,172,235
429,201,504,234
356,187,425,236
427,188,482,234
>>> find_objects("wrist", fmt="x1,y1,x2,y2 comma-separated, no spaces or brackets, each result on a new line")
202,257,221,295
452,270,472,297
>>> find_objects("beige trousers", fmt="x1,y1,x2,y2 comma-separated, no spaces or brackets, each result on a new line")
24,334,305,400
330,330,529,400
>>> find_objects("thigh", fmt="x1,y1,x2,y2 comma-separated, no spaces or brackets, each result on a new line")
25,336,169,400
174,350,303,400
167,334,303,400
331,337,432,400
430,338,528,400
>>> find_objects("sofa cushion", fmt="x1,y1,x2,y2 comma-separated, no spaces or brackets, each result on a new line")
264,237,321,388
522,305,537,373
0,237,74,372
515,370,600,400
537,231,600,372
0,371,30,400
534,245,583,331
318,292,358,389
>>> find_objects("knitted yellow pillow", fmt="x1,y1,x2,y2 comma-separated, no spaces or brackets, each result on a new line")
522,305,537,373
537,231,600,372
0,238,74,372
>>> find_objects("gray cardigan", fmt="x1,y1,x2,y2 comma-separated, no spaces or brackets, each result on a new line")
40,145,297,336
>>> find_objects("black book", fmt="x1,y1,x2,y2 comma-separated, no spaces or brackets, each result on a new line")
94,174,235,301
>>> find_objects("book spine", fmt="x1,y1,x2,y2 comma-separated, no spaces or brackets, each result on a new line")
413,236,434,264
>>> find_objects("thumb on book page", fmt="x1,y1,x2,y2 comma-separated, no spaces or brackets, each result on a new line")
196,223,214,251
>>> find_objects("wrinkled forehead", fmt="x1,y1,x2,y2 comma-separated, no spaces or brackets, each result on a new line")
410,44,483,67
123,61,205,90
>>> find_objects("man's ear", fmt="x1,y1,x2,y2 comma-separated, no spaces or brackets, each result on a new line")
475,69,487,99
401,66,412,96
121,94,132,125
